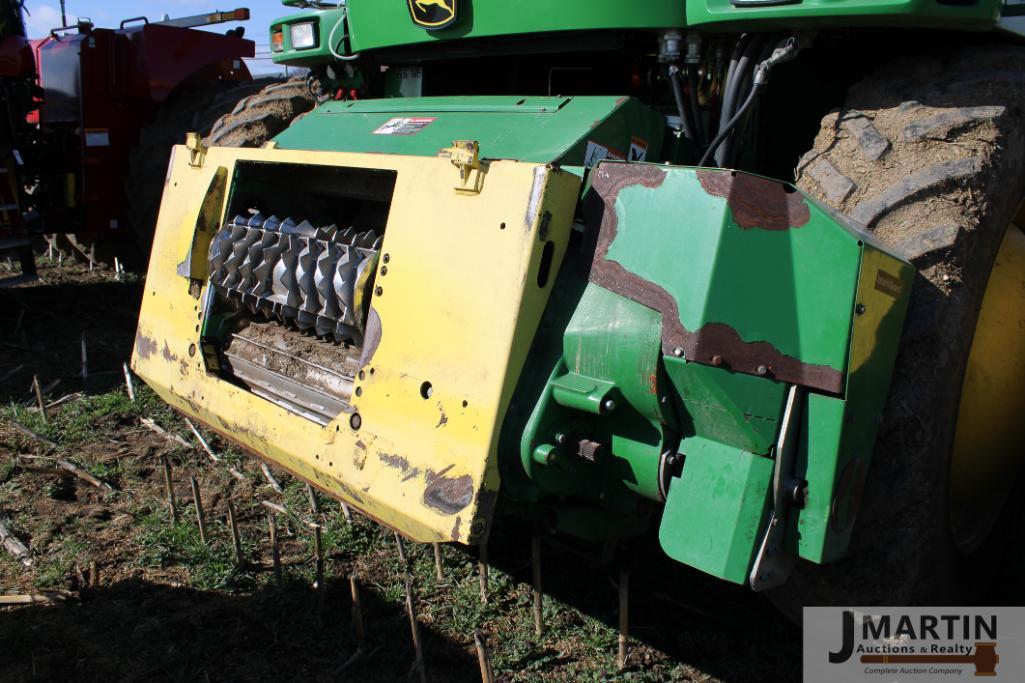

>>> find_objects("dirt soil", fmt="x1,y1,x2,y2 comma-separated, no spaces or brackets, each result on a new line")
0,258,803,682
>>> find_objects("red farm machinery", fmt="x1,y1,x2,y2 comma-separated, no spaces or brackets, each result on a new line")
0,3,259,284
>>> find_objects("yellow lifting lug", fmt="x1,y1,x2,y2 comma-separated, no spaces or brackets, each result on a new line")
185,132,207,168
440,140,487,195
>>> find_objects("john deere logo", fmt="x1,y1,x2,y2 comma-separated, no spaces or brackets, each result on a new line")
408,0,457,30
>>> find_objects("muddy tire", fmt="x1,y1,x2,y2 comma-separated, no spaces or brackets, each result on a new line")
124,79,278,264
206,76,321,148
771,46,1025,613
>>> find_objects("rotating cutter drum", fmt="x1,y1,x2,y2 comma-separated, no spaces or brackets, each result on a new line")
208,213,382,344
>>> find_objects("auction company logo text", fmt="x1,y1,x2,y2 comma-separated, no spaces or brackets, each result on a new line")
802,607,1025,682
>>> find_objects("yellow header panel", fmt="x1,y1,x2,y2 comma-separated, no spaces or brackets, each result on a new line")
133,144,580,543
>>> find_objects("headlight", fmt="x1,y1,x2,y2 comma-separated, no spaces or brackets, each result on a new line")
270,29,284,52
289,22,317,50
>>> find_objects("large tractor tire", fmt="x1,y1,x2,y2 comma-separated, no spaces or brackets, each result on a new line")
777,46,1025,612
205,75,321,148
123,78,281,264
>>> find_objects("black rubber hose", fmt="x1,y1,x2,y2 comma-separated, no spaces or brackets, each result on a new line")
687,67,705,147
722,37,782,167
668,66,696,146
698,80,763,168
717,35,767,166
719,34,749,131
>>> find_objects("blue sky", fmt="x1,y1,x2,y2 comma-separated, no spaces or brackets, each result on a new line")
23,1,289,74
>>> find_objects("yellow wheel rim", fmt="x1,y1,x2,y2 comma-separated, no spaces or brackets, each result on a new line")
951,215,1025,552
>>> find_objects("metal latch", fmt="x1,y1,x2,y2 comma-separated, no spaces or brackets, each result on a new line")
186,132,207,168
441,140,487,195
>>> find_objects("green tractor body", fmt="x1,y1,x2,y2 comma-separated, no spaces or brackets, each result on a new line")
132,0,1025,597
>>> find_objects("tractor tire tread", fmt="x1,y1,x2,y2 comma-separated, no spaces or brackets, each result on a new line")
206,76,318,148
779,45,1025,610
124,79,281,262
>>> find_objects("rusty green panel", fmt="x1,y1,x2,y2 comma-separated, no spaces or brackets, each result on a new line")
659,437,773,585
586,163,862,394
584,163,914,569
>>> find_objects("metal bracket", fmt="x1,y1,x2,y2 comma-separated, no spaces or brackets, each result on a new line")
749,383,803,591
186,132,207,168
176,166,228,291
441,140,487,195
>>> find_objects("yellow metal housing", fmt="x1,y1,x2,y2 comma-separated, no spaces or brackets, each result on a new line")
132,144,580,543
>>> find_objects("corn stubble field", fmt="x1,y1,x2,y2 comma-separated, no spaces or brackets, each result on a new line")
0,258,802,682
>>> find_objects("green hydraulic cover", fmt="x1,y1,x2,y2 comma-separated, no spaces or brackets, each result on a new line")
272,96,664,168
585,163,863,393
345,0,683,53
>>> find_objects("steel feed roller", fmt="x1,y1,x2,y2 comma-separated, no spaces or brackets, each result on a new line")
208,213,382,343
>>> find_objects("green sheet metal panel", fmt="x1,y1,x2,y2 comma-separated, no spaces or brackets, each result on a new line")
664,359,787,456
272,96,664,168
791,241,914,563
687,0,999,31
345,0,684,53
518,284,673,506
586,162,862,395
659,437,773,584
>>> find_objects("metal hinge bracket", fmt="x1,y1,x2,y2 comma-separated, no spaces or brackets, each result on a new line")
440,140,487,195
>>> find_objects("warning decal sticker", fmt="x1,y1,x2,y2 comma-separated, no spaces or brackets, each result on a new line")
583,140,626,168
629,136,648,161
372,117,437,136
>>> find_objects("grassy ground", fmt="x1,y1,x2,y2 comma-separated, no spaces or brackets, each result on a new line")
0,258,802,682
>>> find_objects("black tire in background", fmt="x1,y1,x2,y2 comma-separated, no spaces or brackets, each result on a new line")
206,76,321,148
772,46,1025,614
123,78,282,264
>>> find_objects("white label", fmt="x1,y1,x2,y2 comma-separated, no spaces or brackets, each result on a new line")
85,128,110,147
583,140,626,169
372,117,436,136
629,136,648,161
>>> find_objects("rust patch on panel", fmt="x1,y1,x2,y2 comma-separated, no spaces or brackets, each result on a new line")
135,332,158,360
423,466,474,515
450,516,463,542
696,169,810,231
379,452,421,481
161,342,178,363
379,452,411,471
352,441,367,470
586,165,843,394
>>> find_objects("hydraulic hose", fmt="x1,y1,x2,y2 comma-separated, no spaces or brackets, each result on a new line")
699,82,762,168
668,66,696,146
719,34,749,125
700,35,800,169
716,35,765,166
687,67,705,147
